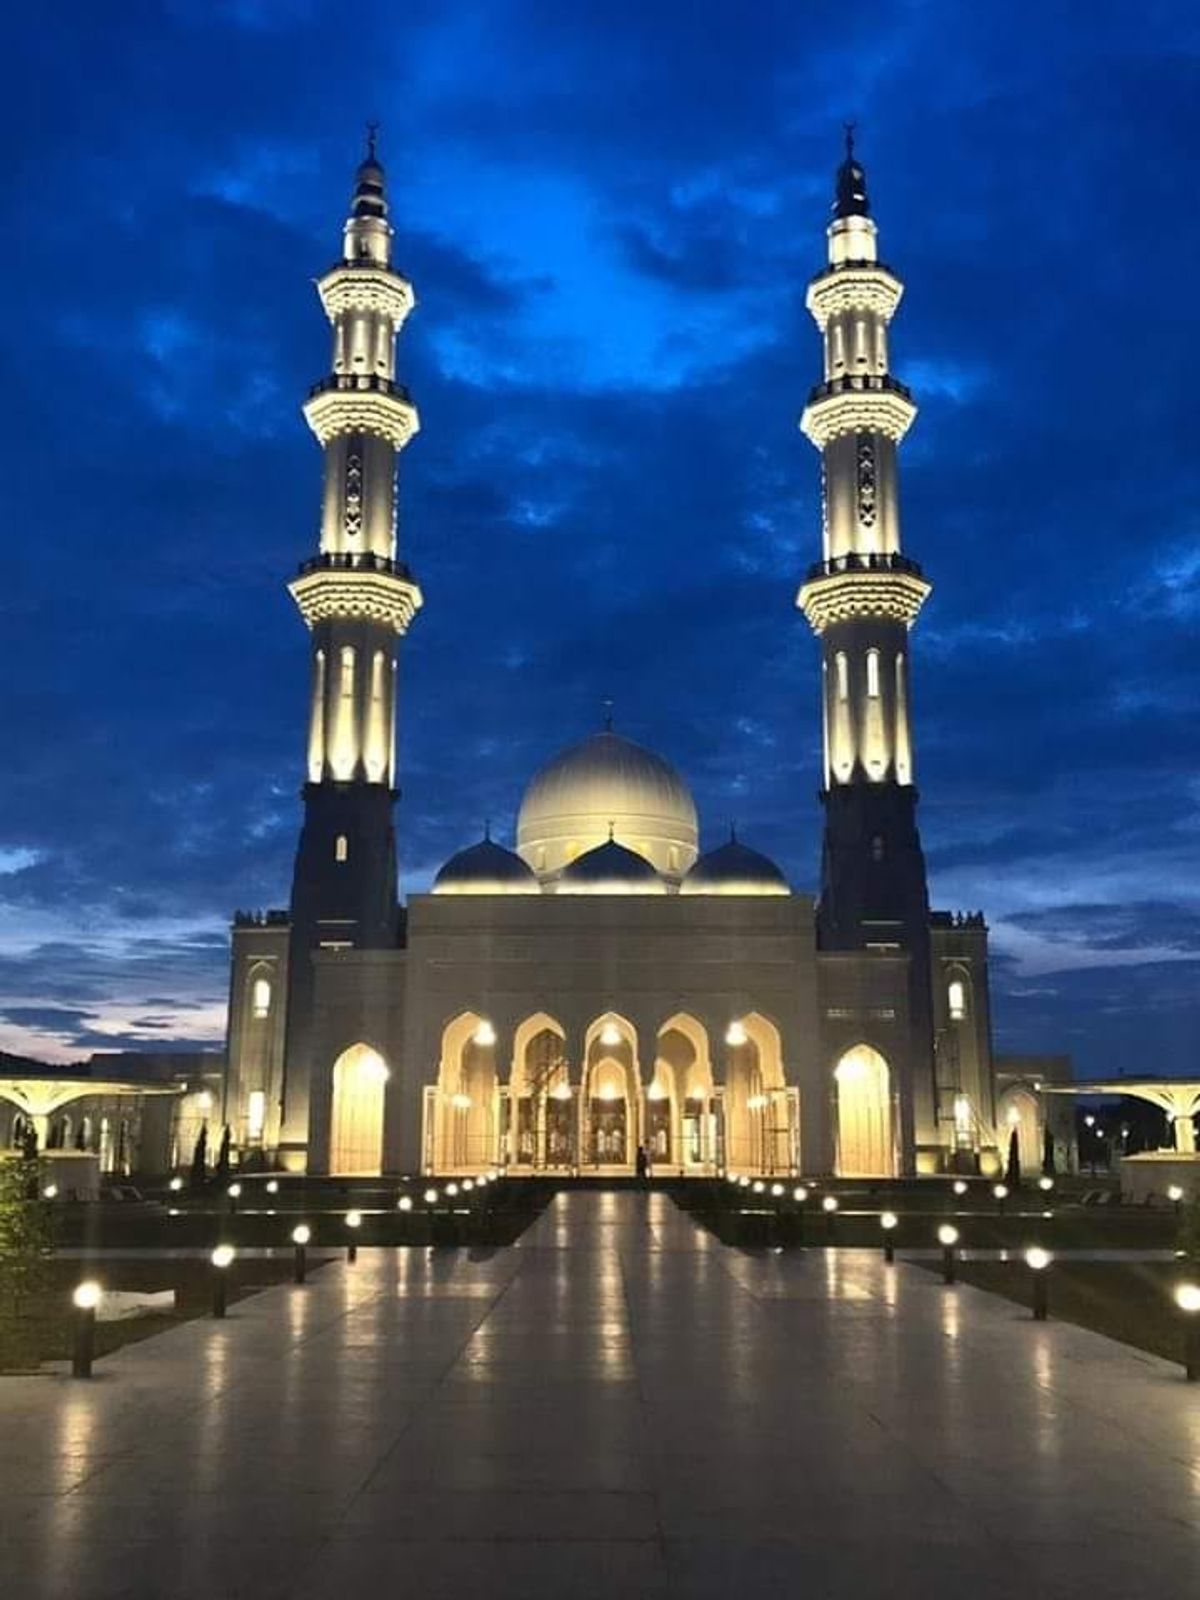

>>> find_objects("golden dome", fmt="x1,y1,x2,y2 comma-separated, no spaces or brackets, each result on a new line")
517,730,699,885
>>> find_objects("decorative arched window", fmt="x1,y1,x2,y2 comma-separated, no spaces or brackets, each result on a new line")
340,646,356,701
948,979,966,1021
247,1090,266,1141
836,652,849,701
335,834,349,863
252,978,271,1020
866,649,880,698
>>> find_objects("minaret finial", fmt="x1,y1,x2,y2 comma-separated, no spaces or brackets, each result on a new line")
602,698,614,733
365,120,379,163
730,821,738,844
608,820,615,842
483,817,491,842
833,123,870,219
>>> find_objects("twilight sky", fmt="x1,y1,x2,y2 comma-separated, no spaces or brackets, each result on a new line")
1,0,1198,1075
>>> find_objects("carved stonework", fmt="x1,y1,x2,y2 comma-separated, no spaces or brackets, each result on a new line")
856,433,876,529
344,441,363,541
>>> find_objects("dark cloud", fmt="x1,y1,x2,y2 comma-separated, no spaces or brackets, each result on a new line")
0,1,1198,1070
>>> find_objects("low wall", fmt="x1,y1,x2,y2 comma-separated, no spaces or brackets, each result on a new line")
1119,1152,1200,1204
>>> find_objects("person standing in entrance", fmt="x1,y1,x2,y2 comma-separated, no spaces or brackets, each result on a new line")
636,1144,650,1183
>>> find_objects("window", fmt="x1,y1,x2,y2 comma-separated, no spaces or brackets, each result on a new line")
866,649,880,698
340,646,355,700
948,979,966,1021
836,652,849,701
247,1090,266,1141
335,834,349,863
252,978,271,1019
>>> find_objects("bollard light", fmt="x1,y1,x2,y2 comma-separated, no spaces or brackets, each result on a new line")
880,1210,898,1264
43,1183,58,1200
210,1244,235,1317
227,1181,242,1215
1175,1283,1200,1381
266,1179,279,1195
463,1179,475,1192
424,1188,439,1205
168,1175,184,1193
398,1195,413,1212
952,1179,968,1197
752,1180,765,1195
1168,1184,1185,1215
446,1183,459,1198
822,1195,838,1240
345,1210,362,1263
292,1223,311,1285
993,1183,1009,1213
72,1281,101,1377
793,1186,808,1204
938,1223,960,1284
1038,1176,1054,1194
1025,1245,1052,1320
771,1183,785,1198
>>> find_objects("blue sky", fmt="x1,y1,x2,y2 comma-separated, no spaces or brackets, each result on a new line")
1,0,1199,1073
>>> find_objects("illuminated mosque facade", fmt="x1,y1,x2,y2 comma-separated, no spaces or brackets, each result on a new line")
222,136,1052,1181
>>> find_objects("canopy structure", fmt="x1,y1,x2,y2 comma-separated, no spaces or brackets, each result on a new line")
0,1077,182,1144
1042,1080,1200,1154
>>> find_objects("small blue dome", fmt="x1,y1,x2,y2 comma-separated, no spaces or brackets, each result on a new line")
682,838,789,896
433,836,538,895
558,838,664,895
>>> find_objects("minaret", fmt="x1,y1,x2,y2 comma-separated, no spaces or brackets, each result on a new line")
280,132,422,1161
797,132,935,1151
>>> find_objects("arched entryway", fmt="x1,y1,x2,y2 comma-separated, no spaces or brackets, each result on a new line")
656,1015,715,1172
433,1013,498,1172
834,1044,894,1177
582,1015,638,1171
724,1013,789,1174
510,1014,570,1169
330,1043,389,1175
998,1085,1041,1174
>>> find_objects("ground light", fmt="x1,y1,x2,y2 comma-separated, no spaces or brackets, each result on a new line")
952,1179,968,1198
71,1281,101,1378
227,1181,242,1215
424,1188,439,1205
1168,1184,1185,1216
265,1179,279,1195
992,1183,1009,1214
292,1223,311,1285
397,1195,413,1212
446,1183,459,1197
1174,1283,1200,1381
793,1186,808,1203
880,1211,898,1264
822,1195,838,1241
43,1183,58,1200
210,1244,235,1318
1038,1176,1054,1194
771,1183,784,1198
168,1176,184,1193
1025,1246,1052,1321
938,1224,959,1285
345,1210,362,1263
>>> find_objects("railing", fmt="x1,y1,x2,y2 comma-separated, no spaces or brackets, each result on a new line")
806,373,914,405
307,374,413,404
803,551,925,583
296,552,414,581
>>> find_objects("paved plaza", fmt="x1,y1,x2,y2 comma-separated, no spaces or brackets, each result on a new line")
3,1192,1200,1598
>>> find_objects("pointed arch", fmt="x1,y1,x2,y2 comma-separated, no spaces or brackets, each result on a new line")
433,1011,497,1173
330,1043,389,1175
724,1011,787,1173
834,1043,894,1177
998,1086,1041,1174
510,1013,569,1169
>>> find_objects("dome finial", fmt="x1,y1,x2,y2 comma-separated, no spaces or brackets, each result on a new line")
602,697,614,733
730,820,738,844
483,817,491,842
608,820,615,842
833,122,870,220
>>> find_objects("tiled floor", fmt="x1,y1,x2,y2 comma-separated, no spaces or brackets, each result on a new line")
3,1191,1200,1597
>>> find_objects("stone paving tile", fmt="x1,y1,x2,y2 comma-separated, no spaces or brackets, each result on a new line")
3,1192,1200,1599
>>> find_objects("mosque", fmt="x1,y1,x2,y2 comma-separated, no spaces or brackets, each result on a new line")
220,134,1065,1184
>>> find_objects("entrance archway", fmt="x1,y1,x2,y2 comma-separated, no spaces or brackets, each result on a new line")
834,1044,894,1177
330,1044,389,1175
434,1013,497,1172
725,1013,788,1174
998,1086,1041,1174
582,1014,638,1171
510,1014,569,1169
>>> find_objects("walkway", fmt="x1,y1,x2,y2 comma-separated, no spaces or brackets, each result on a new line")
3,1192,1200,1598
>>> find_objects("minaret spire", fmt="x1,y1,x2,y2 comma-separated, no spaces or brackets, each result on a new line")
796,133,936,1167
280,139,423,1167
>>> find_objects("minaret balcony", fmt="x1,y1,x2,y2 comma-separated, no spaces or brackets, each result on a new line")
304,374,419,449
797,553,930,633
806,263,903,329
800,374,916,448
317,264,414,328
289,554,423,635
